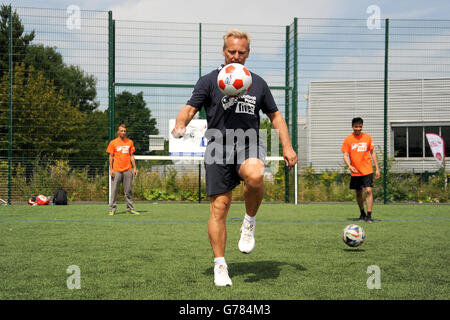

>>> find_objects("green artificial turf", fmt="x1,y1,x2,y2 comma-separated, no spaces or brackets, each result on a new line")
0,203,448,300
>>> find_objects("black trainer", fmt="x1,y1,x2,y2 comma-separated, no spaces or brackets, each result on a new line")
365,215,374,223
359,210,366,222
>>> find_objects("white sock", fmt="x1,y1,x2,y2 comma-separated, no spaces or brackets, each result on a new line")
244,213,256,225
214,257,226,266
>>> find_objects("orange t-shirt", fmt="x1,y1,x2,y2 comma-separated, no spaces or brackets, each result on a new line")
106,137,135,172
341,133,375,176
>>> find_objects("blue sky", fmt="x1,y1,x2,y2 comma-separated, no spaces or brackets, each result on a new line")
8,0,450,23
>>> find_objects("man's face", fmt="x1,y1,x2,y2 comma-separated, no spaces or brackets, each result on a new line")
352,123,363,136
223,36,250,65
118,126,127,139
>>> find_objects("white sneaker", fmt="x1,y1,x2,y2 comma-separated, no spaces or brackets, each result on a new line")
214,263,232,286
238,220,255,254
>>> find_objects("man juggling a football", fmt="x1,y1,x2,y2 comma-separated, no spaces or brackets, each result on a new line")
172,29,297,286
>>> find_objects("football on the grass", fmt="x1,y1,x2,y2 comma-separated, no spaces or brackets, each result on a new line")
342,224,365,247
217,63,252,97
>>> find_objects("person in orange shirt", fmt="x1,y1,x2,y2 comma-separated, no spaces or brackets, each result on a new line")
341,117,380,223
106,124,139,216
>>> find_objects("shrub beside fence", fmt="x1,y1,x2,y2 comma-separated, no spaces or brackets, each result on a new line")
2,159,448,204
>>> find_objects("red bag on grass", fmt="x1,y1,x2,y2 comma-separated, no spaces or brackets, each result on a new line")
28,195,50,206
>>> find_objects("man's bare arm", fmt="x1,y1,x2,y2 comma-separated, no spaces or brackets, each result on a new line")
171,105,199,138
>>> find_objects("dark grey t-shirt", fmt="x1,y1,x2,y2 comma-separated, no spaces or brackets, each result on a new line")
187,65,278,133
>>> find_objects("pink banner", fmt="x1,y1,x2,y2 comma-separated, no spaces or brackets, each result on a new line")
426,133,445,166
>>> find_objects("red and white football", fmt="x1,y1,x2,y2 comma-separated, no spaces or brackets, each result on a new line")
217,63,252,97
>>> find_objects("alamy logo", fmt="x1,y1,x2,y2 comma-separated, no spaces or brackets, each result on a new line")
67,265,81,290
366,265,381,289
367,5,381,30
66,5,81,30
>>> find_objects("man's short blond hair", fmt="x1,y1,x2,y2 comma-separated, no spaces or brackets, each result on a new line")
223,29,251,49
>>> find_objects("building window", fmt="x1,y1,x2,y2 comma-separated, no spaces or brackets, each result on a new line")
408,127,423,157
442,127,450,156
393,125,450,158
393,127,406,157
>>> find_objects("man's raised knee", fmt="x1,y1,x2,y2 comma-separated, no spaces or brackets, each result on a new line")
244,171,264,189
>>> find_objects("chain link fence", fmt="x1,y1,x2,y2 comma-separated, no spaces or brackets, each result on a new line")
0,6,295,203
1,5,449,204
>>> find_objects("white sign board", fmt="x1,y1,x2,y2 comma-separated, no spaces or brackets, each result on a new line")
169,119,207,156
426,133,445,166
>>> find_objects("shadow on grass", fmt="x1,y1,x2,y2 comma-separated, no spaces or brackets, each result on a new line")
346,218,364,222
346,218,380,223
343,248,366,252
113,210,150,215
204,260,307,283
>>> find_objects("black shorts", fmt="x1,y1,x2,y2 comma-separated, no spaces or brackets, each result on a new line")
205,143,266,197
350,173,374,190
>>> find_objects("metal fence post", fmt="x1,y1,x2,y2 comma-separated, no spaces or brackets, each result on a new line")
285,24,290,203
292,18,298,157
8,5,13,205
383,18,389,204
108,12,115,203
198,22,203,203
292,17,299,204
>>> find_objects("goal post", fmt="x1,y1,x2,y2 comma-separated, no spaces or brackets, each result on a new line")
107,125,299,205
